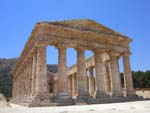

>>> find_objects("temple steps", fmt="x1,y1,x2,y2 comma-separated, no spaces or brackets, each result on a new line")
10,95,145,107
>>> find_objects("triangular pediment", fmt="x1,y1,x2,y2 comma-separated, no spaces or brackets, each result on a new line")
44,19,126,38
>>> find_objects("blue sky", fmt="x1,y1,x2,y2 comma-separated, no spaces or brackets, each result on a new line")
0,0,149,71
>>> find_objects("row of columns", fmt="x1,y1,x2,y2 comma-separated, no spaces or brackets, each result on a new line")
67,73,78,98
13,44,135,100
12,46,49,98
64,51,135,98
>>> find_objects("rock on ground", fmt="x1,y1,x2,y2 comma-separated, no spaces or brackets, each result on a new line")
0,93,11,108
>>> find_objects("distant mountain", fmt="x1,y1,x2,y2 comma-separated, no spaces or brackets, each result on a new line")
0,58,17,98
0,58,17,79
0,57,58,98
0,58,57,79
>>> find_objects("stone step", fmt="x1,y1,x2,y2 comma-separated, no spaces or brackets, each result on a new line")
10,95,145,107
73,98,87,105
87,96,144,104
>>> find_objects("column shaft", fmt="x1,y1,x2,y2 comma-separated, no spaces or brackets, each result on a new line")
72,73,77,98
35,46,48,95
77,49,89,98
55,45,73,105
95,52,106,97
29,60,32,96
68,76,72,95
57,47,68,93
110,54,123,96
104,62,111,95
88,66,95,96
123,53,135,96
27,62,30,96
31,52,37,96
53,80,58,96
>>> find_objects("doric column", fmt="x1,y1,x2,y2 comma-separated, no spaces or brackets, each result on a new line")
31,51,37,96
76,48,89,98
123,53,135,96
104,62,111,95
25,65,28,97
88,66,95,97
53,80,58,97
110,53,123,96
95,52,106,97
29,60,32,96
68,75,72,95
22,68,25,97
26,62,30,96
35,46,49,95
57,45,68,94
56,44,73,105
20,72,23,97
72,73,77,98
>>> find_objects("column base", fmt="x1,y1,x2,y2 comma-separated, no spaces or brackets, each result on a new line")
30,92,54,107
72,91,90,105
77,91,90,99
96,91,108,98
110,91,124,97
55,92,74,106
125,90,136,97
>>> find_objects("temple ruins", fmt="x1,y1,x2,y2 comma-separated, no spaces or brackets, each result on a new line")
11,19,141,106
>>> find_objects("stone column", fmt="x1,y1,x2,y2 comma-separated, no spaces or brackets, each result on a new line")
20,72,23,97
31,51,37,96
56,45,73,105
104,62,111,95
88,66,95,97
25,63,27,96
35,46,49,96
53,80,58,97
57,46,68,93
22,68,25,97
68,75,72,95
110,53,123,96
72,73,77,98
95,52,106,97
26,62,30,97
76,48,89,99
123,53,135,96
29,60,32,96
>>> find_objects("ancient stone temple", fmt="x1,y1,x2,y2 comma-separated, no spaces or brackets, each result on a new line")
11,19,141,107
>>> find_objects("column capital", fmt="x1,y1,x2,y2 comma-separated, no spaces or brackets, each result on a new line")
88,65,94,70
56,43,67,50
75,47,85,52
109,52,120,57
94,50,107,54
32,47,38,54
123,52,131,56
